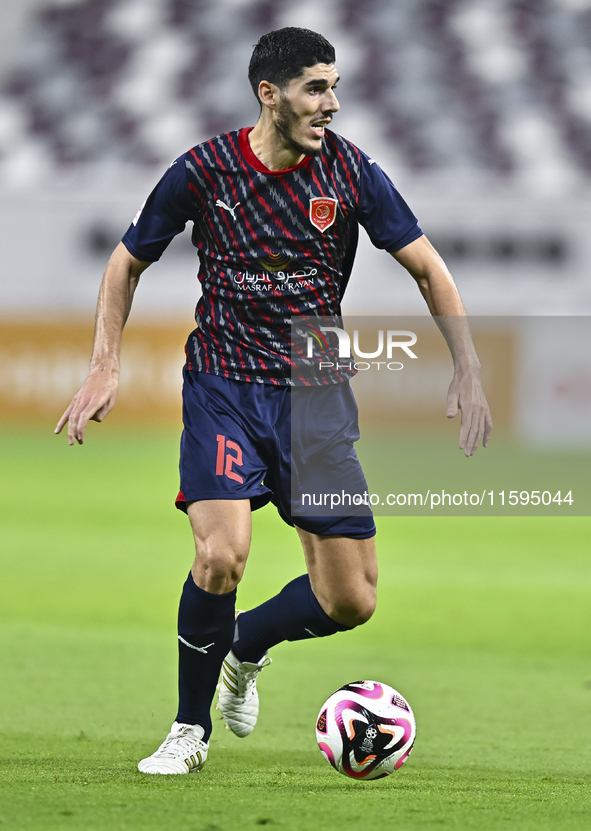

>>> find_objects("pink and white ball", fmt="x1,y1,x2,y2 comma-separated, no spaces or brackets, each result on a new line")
315,681,416,780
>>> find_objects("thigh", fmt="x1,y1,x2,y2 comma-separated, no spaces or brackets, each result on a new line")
297,528,378,626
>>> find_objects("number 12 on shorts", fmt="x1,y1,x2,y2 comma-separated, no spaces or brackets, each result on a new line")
216,434,244,484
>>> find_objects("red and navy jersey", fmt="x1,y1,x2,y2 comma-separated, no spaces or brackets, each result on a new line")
122,128,422,385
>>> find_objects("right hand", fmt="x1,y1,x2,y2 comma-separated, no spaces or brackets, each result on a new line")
54,368,119,445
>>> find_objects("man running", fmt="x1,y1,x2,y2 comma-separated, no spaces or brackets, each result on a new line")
56,27,492,775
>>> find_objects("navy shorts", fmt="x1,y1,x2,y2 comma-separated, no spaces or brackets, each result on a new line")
176,369,376,540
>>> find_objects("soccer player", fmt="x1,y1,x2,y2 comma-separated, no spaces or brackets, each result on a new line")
55,28,492,775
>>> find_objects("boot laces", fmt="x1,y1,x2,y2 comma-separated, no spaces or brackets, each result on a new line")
153,727,206,760
235,656,272,697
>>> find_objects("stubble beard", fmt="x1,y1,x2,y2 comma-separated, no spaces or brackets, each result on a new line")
275,95,323,158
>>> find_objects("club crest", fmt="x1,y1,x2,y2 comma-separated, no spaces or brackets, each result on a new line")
309,197,338,233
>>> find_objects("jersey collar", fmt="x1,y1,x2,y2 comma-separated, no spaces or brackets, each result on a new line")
239,127,313,175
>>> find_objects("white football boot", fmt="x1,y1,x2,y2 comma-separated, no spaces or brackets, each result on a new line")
216,650,272,737
137,722,208,774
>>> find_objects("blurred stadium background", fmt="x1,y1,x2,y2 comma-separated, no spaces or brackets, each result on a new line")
0,0,590,439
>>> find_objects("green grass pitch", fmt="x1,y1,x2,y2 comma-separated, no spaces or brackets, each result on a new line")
1,425,590,830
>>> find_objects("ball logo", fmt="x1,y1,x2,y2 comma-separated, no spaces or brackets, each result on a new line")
309,197,338,233
392,692,410,712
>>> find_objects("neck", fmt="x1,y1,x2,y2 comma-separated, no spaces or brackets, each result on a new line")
248,116,307,171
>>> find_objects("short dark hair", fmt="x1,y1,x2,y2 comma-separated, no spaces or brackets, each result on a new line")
248,28,336,102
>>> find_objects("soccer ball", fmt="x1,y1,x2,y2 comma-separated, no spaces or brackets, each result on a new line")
315,680,416,780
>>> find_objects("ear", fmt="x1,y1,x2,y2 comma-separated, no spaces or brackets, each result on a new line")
258,80,279,109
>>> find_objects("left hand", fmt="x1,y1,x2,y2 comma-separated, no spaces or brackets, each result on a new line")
446,368,493,456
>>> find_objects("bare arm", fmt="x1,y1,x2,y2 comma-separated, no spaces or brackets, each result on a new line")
392,234,492,456
55,242,151,445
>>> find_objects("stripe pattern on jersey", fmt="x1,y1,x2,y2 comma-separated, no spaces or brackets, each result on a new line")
184,129,360,385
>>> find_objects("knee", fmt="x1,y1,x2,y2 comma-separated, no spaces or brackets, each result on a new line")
325,588,377,628
192,536,247,593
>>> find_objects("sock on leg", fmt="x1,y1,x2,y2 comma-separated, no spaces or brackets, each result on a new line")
176,572,236,741
232,574,350,664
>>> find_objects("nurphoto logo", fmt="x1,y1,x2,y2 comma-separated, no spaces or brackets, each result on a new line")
303,325,419,371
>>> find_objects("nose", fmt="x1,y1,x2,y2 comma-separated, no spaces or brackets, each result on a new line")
324,88,340,114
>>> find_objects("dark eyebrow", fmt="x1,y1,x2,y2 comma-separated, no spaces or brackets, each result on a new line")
305,76,340,87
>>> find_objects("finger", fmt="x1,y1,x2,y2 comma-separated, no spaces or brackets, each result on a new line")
54,403,73,435
477,410,486,453
472,407,489,455
91,396,115,424
483,411,493,448
468,410,485,457
447,389,459,419
92,401,110,422
67,397,89,446
464,408,478,456
459,409,470,452
73,405,96,444
461,407,480,456
67,407,81,446
467,409,483,456
72,416,87,445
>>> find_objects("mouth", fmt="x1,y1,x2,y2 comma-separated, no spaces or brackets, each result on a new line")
311,119,331,138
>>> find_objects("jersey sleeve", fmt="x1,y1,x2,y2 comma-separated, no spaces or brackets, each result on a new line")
121,155,198,262
356,152,423,252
